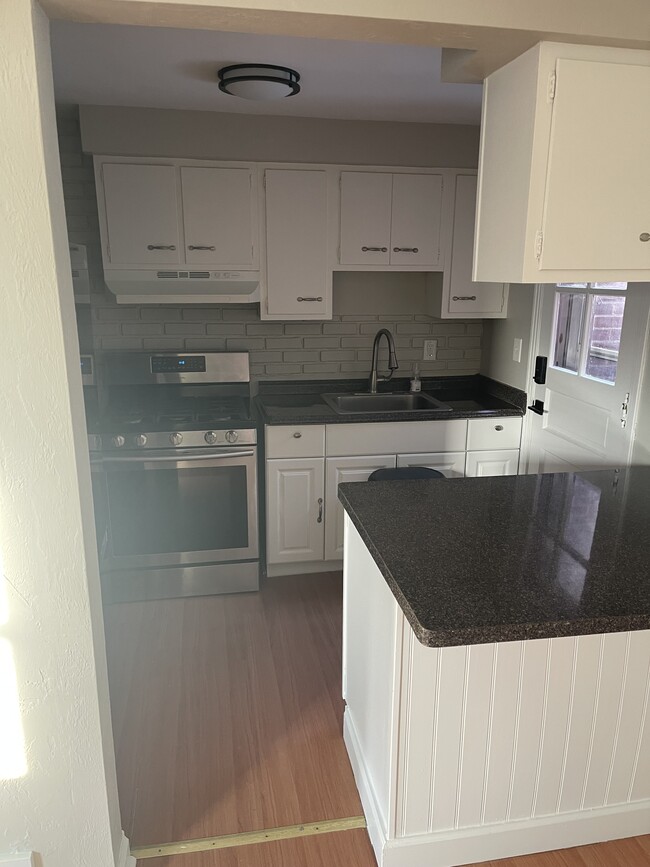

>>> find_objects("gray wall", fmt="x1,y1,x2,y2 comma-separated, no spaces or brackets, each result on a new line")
61,106,483,380
79,104,480,167
481,285,535,392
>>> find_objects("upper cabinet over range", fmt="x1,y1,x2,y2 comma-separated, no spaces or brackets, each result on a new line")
474,42,650,284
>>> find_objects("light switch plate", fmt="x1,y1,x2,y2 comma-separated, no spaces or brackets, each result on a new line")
423,339,437,361
512,338,523,363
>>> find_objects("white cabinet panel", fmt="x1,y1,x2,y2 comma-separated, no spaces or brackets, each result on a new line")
325,455,395,561
466,449,520,477
102,163,180,266
265,424,325,459
181,166,255,268
396,451,465,478
467,417,522,451
265,169,330,318
340,171,392,265
447,174,507,316
326,420,468,457
390,173,443,267
266,458,324,564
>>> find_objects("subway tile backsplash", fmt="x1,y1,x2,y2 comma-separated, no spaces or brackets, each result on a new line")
60,108,482,380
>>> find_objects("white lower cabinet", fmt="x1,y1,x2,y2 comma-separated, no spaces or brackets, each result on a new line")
324,455,396,561
266,458,324,564
396,451,466,478
466,449,520,477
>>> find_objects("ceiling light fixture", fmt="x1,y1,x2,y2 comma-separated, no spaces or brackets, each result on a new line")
218,63,301,101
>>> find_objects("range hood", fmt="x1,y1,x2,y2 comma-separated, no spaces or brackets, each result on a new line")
105,269,261,305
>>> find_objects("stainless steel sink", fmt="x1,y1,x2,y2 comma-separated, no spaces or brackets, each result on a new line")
321,392,452,414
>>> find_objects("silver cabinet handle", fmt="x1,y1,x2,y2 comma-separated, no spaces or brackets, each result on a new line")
495,425,504,431
188,245,216,251
452,295,477,301
317,497,323,523
147,244,176,251
393,247,419,253
293,432,302,438
297,296,323,302
361,246,388,252
640,233,650,242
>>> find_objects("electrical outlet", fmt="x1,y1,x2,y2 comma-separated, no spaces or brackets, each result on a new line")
512,338,523,363
423,339,437,361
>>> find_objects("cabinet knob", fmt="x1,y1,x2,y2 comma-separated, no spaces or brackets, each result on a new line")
188,245,216,251
293,432,302,438
393,247,419,253
495,425,504,431
452,295,477,302
297,297,323,302
361,246,388,253
640,233,650,242
147,244,176,251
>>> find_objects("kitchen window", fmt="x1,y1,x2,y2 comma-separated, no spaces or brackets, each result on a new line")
551,283,628,384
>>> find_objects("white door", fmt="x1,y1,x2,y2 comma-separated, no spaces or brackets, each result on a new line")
339,172,392,265
181,166,255,268
390,173,443,267
526,283,650,473
265,169,330,318
466,450,520,477
324,455,396,561
102,163,180,266
266,458,324,564
396,452,466,478
447,175,506,317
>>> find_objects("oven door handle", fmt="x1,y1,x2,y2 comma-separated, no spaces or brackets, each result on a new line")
102,450,255,464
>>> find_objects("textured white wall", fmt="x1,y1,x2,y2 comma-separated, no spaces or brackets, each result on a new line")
0,2,123,865
481,285,535,391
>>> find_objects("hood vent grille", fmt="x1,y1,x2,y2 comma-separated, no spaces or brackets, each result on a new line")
157,270,211,279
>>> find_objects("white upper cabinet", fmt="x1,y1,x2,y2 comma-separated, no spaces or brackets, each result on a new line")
102,163,181,266
180,167,256,269
474,42,650,284
339,171,443,268
263,168,331,319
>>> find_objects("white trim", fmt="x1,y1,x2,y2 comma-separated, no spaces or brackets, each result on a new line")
116,832,136,867
379,800,650,867
343,709,385,865
519,282,545,474
0,856,34,867
265,561,341,577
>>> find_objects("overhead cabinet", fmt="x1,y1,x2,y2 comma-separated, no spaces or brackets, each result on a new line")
339,171,444,268
474,42,650,283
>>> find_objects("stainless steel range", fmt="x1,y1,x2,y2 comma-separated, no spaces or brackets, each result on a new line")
91,352,259,602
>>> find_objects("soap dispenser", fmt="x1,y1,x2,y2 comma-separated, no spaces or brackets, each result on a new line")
410,363,421,393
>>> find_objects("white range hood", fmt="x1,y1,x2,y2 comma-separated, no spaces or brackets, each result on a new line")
105,268,261,305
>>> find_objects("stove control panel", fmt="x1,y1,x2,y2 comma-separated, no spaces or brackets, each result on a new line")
151,355,206,374
101,428,257,451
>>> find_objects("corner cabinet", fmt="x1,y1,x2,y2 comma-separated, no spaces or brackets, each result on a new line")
96,158,258,271
474,42,650,284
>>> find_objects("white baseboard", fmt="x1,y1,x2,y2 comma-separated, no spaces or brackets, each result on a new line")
266,560,342,577
343,709,383,866
116,831,136,867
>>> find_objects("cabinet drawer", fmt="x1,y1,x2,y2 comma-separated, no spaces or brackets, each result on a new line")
326,420,467,457
266,424,325,459
467,417,522,451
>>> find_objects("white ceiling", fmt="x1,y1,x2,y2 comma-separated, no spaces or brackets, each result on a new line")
50,22,482,124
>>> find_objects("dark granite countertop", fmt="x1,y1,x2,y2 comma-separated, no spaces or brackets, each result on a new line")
256,374,526,425
338,467,650,648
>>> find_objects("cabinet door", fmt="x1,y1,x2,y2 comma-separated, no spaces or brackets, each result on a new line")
181,167,255,268
324,455,396,561
339,172,392,265
396,452,466,478
266,458,324,564
102,163,180,266
465,450,520,477
265,169,330,318
390,173,444,267
448,175,506,316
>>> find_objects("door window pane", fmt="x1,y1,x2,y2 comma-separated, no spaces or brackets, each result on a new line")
584,294,626,383
553,292,586,372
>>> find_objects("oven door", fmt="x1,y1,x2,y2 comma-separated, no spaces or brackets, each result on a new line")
102,448,258,570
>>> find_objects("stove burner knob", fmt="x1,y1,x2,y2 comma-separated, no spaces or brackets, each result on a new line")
225,430,239,444
112,435,125,448
204,430,219,445
135,434,148,447
169,432,183,446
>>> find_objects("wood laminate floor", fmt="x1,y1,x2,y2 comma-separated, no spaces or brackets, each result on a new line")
104,572,650,867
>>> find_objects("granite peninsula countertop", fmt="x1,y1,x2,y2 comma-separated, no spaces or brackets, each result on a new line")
256,374,525,425
339,467,650,648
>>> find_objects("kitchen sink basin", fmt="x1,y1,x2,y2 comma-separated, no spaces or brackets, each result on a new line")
321,392,452,414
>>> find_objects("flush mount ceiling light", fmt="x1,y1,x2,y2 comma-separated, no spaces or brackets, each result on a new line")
218,63,301,101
